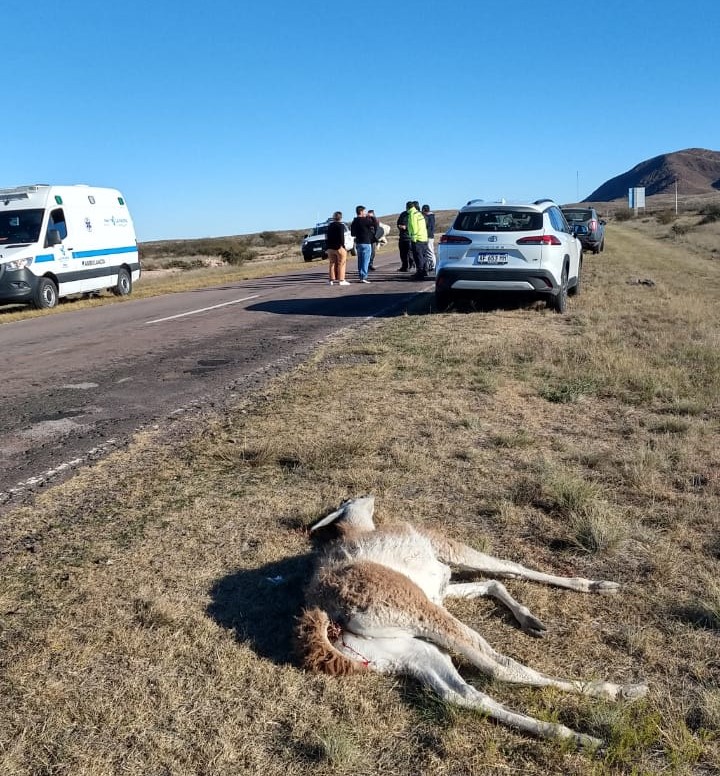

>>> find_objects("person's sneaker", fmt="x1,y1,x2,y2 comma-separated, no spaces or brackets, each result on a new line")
397,267,408,272
360,278,371,284
328,280,335,285
338,280,350,286
369,265,377,271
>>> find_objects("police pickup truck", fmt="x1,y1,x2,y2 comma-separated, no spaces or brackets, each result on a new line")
300,220,355,262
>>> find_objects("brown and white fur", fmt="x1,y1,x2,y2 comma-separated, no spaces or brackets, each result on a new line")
296,496,647,749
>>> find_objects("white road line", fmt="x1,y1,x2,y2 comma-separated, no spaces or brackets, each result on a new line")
145,295,261,324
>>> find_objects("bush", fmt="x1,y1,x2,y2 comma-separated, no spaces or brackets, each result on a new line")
165,258,205,270
656,210,676,225
614,209,633,222
139,236,257,261
671,222,691,237
699,203,720,225
219,244,255,265
139,241,193,260
259,230,283,246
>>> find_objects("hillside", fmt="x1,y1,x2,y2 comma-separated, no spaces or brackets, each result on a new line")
586,147,720,201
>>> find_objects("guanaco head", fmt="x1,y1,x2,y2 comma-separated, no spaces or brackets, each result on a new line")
310,495,376,540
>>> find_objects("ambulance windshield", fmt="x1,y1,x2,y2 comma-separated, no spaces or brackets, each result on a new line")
0,208,44,245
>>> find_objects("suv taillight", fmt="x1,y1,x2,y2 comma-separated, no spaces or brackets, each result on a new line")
516,235,561,245
589,219,598,232
440,234,472,244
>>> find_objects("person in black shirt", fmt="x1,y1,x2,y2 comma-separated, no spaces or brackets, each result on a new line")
326,211,350,285
350,205,375,283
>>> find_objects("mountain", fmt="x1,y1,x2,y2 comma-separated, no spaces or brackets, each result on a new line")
585,148,720,202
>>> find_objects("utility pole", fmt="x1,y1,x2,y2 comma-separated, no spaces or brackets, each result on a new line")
675,179,678,214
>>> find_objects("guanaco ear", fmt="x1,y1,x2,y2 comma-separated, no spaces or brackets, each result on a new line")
310,501,351,532
310,495,376,533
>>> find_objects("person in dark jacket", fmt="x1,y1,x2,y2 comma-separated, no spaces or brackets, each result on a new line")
396,203,413,272
326,211,350,285
350,205,375,283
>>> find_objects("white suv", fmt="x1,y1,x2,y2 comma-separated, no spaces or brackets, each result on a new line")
435,199,582,312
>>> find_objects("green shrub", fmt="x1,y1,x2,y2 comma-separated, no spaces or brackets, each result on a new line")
671,222,691,237
539,376,598,404
570,501,629,553
614,209,633,222
545,473,600,517
656,209,676,225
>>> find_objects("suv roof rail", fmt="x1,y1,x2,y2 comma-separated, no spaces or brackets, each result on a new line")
533,198,555,206
465,198,484,206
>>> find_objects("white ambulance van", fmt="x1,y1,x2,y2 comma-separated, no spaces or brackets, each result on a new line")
0,184,140,309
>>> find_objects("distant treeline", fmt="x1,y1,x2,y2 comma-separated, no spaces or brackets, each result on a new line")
138,208,462,266
139,230,306,265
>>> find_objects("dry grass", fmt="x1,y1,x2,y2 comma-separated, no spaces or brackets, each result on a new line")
2,215,720,774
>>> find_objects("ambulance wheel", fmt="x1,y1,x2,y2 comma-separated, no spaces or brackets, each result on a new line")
33,277,58,309
113,268,132,296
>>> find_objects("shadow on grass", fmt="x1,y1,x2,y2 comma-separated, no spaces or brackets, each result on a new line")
433,291,549,314
671,604,720,631
207,553,315,665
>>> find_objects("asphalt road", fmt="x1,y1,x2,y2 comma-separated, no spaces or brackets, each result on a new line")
0,253,431,507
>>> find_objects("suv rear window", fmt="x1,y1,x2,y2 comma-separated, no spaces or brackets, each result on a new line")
454,209,543,232
311,224,329,236
562,209,592,222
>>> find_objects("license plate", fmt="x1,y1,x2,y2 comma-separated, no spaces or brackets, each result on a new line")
475,253,509,265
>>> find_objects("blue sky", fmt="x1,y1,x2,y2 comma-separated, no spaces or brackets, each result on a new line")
4,0,718,241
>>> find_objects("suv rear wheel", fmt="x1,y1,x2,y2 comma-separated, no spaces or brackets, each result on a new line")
550,264,569,313
435,287,453,311
569,257,582,296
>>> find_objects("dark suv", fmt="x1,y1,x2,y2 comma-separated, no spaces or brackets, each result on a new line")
561,207,605,254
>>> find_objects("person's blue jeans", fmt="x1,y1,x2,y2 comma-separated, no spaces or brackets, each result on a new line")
356,243,372,280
